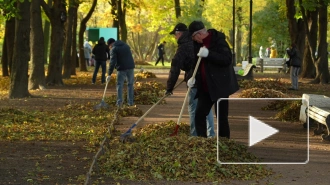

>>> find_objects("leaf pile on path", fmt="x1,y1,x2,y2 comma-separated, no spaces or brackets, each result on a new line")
105,81,166,105
239,87,288,98
239,78,301,122
263,100,302,122
239,78,288,91
135,71,157,80
0,103,114,146
99,121,272,183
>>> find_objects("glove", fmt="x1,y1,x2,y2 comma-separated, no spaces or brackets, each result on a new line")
165,90,173,96
106,75,111,83
197,46,209,58
286,48,290,50
187,78,195,88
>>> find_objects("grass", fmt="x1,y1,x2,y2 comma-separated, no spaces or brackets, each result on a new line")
135,61,171,70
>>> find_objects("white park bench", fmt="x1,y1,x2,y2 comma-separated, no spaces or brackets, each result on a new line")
255,58,287,73
299,94,330,141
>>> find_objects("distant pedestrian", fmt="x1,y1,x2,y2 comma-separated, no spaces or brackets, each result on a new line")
92,37,110,84
107,38,135,107
155,41,166,66
84,41,92,66
265,47,270,58
286,43,301,90
259,46,263,58
270,46,277,58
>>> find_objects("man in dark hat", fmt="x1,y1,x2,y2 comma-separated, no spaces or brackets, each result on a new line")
165,23,215,137
187,20,239,138
107,38,135,107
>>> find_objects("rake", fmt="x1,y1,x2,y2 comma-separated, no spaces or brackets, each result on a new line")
170,56,202,136
120,80,185,142
93,77,111,110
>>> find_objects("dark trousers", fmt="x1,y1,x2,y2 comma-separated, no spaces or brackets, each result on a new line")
195,91,230,138
155,55,164,66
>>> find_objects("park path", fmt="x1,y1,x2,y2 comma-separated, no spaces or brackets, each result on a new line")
116,69,330,185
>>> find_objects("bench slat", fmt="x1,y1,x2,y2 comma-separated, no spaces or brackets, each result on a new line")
309,106,330,117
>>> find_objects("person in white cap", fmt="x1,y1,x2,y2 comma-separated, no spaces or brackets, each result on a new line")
187,20,239,138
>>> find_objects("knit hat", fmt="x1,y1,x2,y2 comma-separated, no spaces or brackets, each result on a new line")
188,21,205,35
107,38,116,45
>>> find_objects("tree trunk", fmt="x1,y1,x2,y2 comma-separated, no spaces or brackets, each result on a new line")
313,1,329,84
301,10,317,78
78,0,97,72
43,0,52,64
110,0,119,39
235,4,243,63
42,0,66,86
71,3,78,73
29,0,46,90
3,18,16,76
9,0,31,98
302,43,316,78
117,0,128,42
1,36,9,77
174,0,181,18
62,2,74,79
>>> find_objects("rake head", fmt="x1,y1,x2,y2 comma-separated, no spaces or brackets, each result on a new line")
94,100,109,110
120,123,137,143
169,125,179,136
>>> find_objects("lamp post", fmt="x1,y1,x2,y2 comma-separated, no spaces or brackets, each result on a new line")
233,0,236,66
248,0,253,64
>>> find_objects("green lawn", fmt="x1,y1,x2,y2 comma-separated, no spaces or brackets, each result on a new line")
135,61,171,70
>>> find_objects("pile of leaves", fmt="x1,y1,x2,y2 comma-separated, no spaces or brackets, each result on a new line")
0,103,115,147
117,105,143,117
239,87,288,98
105,81,166,105
239,78,302,122
262,100,302,122
135,71,157,80
98,121,272,183
239,78,288,91
63,72,117,86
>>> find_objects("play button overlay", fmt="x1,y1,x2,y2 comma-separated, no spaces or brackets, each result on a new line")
217,98,309,165
249,116,278,147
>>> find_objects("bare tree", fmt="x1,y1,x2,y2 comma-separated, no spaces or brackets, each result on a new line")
29,0,46,90
41,0,66,86
63,0,75,78
1,17,15,77
9,0,30,98
299,0,329,83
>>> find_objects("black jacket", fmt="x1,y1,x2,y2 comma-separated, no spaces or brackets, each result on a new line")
158,43,165,56
92,40,110,61
166,31,195,92
286,47,301,67
108,40,135,75
193,29,239,101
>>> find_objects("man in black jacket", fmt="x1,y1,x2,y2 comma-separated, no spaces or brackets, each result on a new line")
166,23,215,137
155,41,166,66
92,37,110,84
286,43,301,90
187,21,239,138
107,38,135,107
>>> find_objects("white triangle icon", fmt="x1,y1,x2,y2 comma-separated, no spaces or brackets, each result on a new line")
249,116,279,147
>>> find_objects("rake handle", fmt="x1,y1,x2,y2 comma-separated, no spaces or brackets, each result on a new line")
176,56,202,126
101,80,110,101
